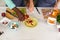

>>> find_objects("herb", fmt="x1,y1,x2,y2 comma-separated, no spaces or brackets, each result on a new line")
19,8,26,14
57,14,60,23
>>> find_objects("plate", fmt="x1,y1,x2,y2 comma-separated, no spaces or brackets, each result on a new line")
8,21,19,29
23,17,38,28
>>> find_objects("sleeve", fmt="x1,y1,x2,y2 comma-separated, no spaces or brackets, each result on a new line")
4,0,16,9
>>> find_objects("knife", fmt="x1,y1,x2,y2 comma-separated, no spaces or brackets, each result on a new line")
35,7,40,14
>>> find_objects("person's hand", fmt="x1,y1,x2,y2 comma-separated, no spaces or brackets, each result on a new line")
54,1,60,9
12,7,25,21
26,0,34,13
54,5,58,10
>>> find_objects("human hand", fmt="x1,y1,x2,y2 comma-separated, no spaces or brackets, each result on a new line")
26,0,34,13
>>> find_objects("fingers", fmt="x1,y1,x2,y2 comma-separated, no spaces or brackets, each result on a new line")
26,0,34,13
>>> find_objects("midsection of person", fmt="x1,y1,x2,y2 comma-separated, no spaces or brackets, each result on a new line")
35,0,56,7
12,0,25,7
12,0,56,7
4,0,56,7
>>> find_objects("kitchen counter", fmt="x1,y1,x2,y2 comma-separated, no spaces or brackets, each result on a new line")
0,7,59,40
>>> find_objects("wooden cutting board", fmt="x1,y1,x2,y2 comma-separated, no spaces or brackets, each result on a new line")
6,8,26,19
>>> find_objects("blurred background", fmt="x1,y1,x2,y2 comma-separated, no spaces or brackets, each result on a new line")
0,0,6,7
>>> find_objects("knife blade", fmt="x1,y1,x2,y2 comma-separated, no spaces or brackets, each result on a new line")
36,7,40,14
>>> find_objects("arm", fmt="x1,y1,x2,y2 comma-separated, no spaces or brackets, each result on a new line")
4,0,16,9
26,0,34,12
29,0,34,8
54,0,60,9
29,0,34,12
56,0,60,4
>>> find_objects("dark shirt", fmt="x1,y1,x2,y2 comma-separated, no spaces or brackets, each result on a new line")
36,0,56,7
12,0,25,7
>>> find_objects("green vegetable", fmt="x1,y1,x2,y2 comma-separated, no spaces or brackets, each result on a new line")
57,14,60,23
19,8,26,14
13,12,18,18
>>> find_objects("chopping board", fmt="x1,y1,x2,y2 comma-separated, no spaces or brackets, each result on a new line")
6,8,26,19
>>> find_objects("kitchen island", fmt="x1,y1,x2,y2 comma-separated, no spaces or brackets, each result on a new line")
0,7,59,40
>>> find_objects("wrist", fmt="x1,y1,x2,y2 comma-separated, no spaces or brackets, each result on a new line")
30,0,33,2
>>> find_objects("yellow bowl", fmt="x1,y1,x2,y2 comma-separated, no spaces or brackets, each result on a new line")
23,17,38,28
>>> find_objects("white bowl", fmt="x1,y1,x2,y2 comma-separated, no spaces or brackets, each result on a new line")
47,17,56,25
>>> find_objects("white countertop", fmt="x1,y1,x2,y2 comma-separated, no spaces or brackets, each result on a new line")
0,7,59,40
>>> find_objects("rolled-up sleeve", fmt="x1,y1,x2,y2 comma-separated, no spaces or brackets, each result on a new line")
4,0,16,9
